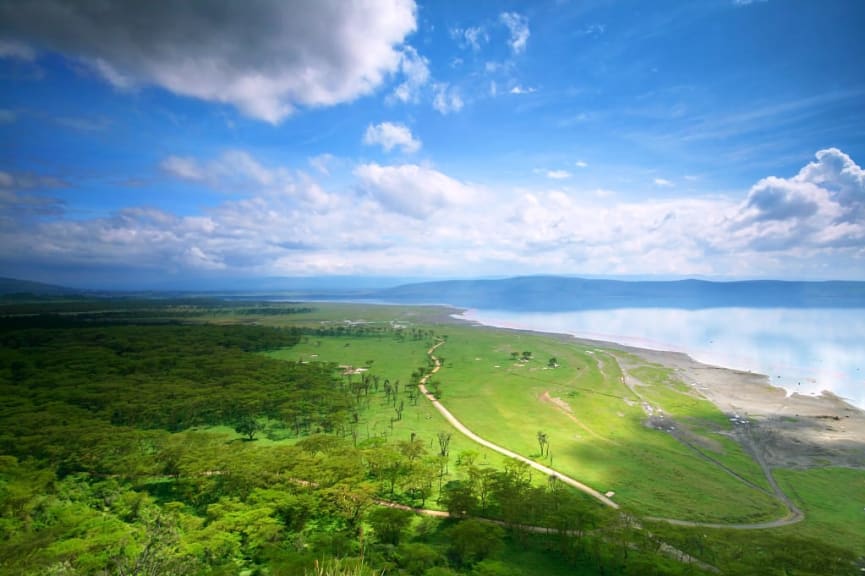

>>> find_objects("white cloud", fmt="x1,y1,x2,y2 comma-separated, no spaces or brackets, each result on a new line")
500,12,530,54
575,161,589,168
390,45,430,104
308,154,335,176
729,148,865,252
654,178,674,187
354,163,477,219
432,83,464,115
161,150,299,196
363,122,421,154
577,24,606,37
0,0,418,123
545,170,571,180
733,0,767,5
161,156,205,182
452,26,489,51
4,148,865,282
510,85,536,95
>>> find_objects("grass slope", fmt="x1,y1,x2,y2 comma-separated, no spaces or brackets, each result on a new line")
427,326,785,522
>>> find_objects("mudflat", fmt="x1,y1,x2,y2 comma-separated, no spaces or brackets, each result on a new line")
612,344,865,469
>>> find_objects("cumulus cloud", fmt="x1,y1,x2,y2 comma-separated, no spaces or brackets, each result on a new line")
730,148,865,251
354,163,477,218
0,0,418,123
500,12,530,54
432,83,464,115
363,122,421,154
4,148,865,283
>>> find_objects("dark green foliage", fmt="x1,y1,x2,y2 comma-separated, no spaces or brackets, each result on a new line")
367,506,413,545
235,416,263,440
447,519,504,567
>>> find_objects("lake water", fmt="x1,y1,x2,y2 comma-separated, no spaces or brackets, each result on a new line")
459,307,865,410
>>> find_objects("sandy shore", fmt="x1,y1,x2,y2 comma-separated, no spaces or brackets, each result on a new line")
436,309,865,469
627,345,865,468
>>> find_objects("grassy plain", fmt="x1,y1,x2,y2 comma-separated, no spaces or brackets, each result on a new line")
236,301,862,570
263,326,525,497
774,467,865,554
255,304,786,523
429,326,785,522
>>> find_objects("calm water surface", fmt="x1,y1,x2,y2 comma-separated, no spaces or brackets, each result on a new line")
459,307,865,410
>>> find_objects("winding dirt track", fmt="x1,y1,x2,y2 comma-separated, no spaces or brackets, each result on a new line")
421,340,805,530
419,341,619,508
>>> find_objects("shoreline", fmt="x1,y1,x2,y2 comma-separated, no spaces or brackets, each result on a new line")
433,306,865,469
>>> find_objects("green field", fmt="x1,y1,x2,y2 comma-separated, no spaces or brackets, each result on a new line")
377,325,780,522
265,332,520,477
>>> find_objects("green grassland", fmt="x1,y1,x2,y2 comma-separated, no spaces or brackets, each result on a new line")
422,325,784,522
264,332,521,479
774,467,865,553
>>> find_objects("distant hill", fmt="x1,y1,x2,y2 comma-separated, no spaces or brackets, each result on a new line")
0,277,81,297
374,276,865,311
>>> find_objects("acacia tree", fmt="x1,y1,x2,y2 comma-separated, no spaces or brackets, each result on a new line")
447,519,504,567
235,417,262,441
367,507,412,546
536,431,548,456
436,431,451,458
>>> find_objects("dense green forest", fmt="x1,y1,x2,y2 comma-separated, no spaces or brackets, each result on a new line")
0,301,858,575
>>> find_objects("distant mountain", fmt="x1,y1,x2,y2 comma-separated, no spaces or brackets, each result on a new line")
0,277,81,297
375,276,865,311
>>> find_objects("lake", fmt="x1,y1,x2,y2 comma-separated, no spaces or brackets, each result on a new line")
459,307,865,410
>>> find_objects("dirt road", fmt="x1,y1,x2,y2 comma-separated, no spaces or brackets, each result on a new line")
419,341,619,509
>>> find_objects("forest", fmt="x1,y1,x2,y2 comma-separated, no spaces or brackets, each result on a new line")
0,300,858,575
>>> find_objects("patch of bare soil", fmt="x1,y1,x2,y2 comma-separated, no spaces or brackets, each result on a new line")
539,390,615,444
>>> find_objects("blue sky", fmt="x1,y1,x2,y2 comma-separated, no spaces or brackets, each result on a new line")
1,0,864,288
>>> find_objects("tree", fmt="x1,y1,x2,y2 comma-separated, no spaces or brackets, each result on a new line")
367,507,412,546
447,519,504,567
536,431,548,456
395,542,443,575
235,416,262,441
468,466,498,513
548,357,558,368
398,433,427,465
436,431,451,458
439,480,478,517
